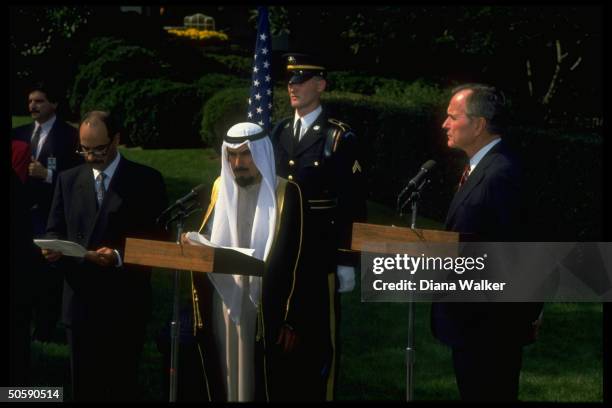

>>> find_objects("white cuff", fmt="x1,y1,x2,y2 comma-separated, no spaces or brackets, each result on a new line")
114,250,123,268
45,168,53,184
337,265,355,293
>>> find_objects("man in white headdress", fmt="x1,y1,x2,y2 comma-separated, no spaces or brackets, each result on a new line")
185,122,307,402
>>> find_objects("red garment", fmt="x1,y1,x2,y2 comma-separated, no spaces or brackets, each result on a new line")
11,139,31,183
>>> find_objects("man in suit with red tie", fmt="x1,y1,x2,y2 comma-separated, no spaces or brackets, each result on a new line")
42,110,168,401
11,82,82,342
431,84,543,401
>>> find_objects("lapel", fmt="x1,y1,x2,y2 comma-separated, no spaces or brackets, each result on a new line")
279,120,294,154
74,166,99,245
86,157,127,246
23,123,35,143
445,142,504,226
293,111,326,157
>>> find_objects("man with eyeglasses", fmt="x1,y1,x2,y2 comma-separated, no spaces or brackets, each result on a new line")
11,81,82,344
42,110,169,401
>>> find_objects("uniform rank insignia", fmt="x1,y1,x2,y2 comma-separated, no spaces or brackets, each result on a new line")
352,160,362,174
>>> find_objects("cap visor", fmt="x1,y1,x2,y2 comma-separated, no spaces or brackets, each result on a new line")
288,73,315,85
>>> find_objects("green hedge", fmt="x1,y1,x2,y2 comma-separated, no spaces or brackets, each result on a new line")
81,79,201,148
200,87,250,152
69,37,167,115
328,72,447,110
195,73,249,102
202,53,252,77
200,85,291,152
504,127,603,240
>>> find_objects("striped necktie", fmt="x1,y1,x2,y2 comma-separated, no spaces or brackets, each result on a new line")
31,125,42,158
95,172,107,206
457,164,470,191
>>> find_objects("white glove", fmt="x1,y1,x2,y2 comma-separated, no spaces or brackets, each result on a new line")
337,265,355,293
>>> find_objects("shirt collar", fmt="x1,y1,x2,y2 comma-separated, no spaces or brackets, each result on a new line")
35,114,56,135
469,137,501,172
93,152,121,182
294,105,322,131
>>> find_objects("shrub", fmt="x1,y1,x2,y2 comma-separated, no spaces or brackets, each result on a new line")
69,40,167,115
374,78,448,110
202,53,252,76
200,87,251,152
326,71,388,95
200,85,292,152
195,73,249,102
81,79,201,148
327,71,447,110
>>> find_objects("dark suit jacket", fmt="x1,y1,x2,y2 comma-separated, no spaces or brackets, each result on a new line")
432,141,542,348
45,156,168,327
10,170,44,307
12,119,82,228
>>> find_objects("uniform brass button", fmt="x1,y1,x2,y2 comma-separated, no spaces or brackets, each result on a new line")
289,160,295,166
314,161,319,166
288,175,293,180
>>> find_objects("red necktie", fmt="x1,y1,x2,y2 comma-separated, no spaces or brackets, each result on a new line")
457,164,470,191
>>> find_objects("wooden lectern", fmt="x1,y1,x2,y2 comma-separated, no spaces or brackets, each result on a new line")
124,237,263,402
351,222,461,252
124,237,264,276
350,222,461,402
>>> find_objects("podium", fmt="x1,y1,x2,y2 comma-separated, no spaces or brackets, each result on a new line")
124,237,263,402
350,222,461,401
124,238,263,276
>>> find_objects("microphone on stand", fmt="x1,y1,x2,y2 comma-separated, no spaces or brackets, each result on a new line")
157,184,207,225
397,160,437,209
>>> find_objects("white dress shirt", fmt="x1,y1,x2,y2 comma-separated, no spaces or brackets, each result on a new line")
468,137,501,175
293,105,322,141
33,115,57,184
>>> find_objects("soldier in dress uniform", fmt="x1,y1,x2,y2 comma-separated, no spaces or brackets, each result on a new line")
270,53,367,400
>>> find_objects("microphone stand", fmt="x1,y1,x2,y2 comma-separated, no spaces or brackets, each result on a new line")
159,200,201,402
396,177,430,401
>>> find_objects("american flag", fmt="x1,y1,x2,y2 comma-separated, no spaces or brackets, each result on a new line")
247,6,273,132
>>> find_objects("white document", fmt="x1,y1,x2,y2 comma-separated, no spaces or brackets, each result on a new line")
185,231,255,257
34,239,88,258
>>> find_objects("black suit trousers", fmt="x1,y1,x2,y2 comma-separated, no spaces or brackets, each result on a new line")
66,320,146,402
451,345,523,402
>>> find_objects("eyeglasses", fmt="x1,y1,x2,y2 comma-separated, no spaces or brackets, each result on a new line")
76,141,113,157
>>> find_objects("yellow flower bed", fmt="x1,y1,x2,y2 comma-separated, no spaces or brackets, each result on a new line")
166,28,229,41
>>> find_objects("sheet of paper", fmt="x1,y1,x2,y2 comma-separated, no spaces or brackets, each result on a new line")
185,232,255,257
34,239,88,258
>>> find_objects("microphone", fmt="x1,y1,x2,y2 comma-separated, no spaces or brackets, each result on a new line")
175,184,207,207
157,184,207,225
397,160,437,202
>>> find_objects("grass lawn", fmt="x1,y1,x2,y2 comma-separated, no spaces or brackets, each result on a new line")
13,117,602,402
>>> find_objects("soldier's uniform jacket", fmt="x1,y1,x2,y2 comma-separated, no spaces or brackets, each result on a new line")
271,109,366,273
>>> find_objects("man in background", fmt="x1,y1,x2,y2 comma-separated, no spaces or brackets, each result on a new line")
12,81,82,342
